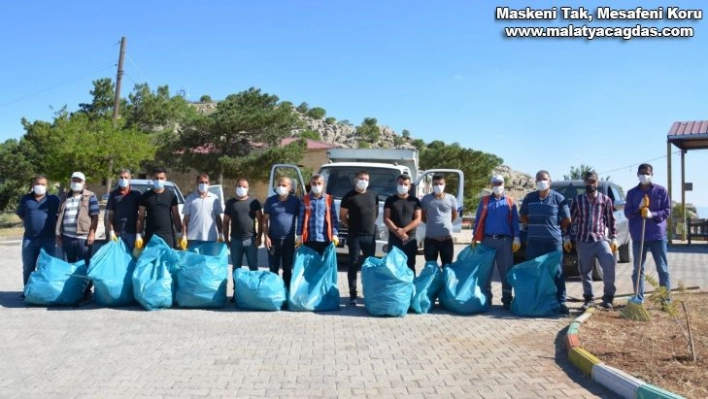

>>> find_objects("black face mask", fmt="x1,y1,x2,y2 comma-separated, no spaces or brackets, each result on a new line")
585,185,597,193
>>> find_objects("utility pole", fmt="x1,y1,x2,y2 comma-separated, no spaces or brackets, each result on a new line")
106,36,126,197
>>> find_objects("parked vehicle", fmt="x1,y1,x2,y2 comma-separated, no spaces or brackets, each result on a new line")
269,148,465,257
513,180,631,281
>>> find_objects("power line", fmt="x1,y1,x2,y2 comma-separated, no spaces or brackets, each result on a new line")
126,54,150,85
598,150,682,175
0,63,116,108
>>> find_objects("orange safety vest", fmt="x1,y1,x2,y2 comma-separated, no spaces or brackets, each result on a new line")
473,195,515,242
302,194,333,242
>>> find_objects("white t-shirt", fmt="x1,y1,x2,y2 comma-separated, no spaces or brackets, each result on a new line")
182,192,223,241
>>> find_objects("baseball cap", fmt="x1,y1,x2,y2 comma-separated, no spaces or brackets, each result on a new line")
71,172,86,181
490,175,505,184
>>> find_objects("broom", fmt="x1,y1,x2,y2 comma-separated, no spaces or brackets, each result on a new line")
620,198,651,322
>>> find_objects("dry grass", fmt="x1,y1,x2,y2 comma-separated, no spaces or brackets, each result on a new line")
580,291,708,399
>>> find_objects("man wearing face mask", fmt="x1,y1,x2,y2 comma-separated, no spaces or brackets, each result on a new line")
384,174,422,273
296,174,339,256
106,169,142,252
56,172,100,264
263,177,301,289
16,174,60,293
570,170,618,311
136,167,183,249
520,170,571,314
624,163,671,304
224,178,262,272
472,175,520,309
182,173,224,252
421,174,458,267
340,171,379,305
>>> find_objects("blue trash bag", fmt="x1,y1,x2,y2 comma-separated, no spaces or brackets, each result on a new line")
410,262,444,314
24,249,89,306
361,247,415,317
173,243,229,308
234,269,287,311
87,240,136,307
132,235,179,310
508,251,562,317
439,244,497,314
288,243,340,312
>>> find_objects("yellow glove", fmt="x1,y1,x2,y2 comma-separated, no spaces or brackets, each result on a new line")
641,194,650,209
177,234,188,250
512,237,521,253
217,233,224,243
109,230,119,242
563,238,572,253
470,240,477,249
135,234,144,249
332,236,339,247
640,207,653,219
610,239,618,253
295,235,302,247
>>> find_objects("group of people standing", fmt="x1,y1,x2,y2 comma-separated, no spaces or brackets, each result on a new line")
17,163,672,313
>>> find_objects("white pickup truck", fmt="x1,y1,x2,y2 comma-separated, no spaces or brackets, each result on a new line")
268,148,464,256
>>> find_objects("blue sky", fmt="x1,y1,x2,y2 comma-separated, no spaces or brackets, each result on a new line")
1,1,707,214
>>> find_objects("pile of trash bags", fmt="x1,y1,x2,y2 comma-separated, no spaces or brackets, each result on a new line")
508,250,562,317
439,245,497,314
288,244,340,312
361,247,414,317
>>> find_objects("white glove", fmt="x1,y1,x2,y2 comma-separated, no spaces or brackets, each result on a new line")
295,235,302,247
641,208,653,219
109,230,118,242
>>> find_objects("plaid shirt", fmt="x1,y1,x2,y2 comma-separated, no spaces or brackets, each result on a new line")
296,194,339,242
570,192,617,242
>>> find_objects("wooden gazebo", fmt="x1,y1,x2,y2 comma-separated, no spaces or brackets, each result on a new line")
667,120,708,243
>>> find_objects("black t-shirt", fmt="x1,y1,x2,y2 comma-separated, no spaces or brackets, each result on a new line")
139,189,177,237
384,195,422,238
225,197,262,240
340,189,378,236
107,188,142,234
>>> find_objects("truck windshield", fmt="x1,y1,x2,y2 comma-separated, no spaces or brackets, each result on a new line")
320,167,401,199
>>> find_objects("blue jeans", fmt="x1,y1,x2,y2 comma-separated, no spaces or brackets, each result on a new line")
120,232,136,253
632,239,670,302
62,235,91,264
230,237,258,271
482,236,513,305
526,239,565,304
21,237,57,286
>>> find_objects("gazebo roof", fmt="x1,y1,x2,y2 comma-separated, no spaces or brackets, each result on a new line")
668,120,708,150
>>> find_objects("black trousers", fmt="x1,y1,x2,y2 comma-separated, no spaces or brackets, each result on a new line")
347,234,375,297
388,235,418,275
424,238,454,266
303,241,329,256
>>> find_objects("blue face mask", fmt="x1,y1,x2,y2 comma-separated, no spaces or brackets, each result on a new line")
118,178,129,188
153,179,165,189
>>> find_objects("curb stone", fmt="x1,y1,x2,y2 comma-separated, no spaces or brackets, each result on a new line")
565,308,686,399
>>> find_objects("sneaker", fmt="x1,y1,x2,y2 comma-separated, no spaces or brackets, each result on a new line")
559,304,570,315
599,301,613,311
502,302,511,310
579,300,594,312
348,298,357,306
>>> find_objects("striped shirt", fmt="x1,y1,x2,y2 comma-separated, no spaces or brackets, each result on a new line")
296,194,339,242
62,195,82,238
570,192,617,243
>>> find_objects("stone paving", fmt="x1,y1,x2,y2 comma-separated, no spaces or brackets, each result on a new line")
0,237,705,398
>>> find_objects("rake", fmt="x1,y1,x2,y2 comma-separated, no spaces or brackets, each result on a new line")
620,208,651,322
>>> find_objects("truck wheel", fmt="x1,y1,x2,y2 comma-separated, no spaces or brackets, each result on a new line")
618,242,631,263
592,259,604,281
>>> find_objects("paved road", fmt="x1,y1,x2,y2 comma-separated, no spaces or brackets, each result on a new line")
1,239,706,398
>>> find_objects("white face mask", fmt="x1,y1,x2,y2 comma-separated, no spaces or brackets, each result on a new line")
198,183,209,193
33,185,47,196
536,180,550,191
275,186,289,196
397,184,409,195
492,186,504,195
236,187,248,197
118,178,129,188
310,185,323,195
638,174,651,184
70,182,84,192
433,184,445,194
356,179,368,190
153,179,165,189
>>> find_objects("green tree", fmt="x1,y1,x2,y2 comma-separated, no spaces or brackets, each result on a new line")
306,107,326,120
419,140,503,212
401,129,410,139
169,87,303,182
0,138,37,211
356,117,381,143
325,117,336,125
393,136,405,147
411,139,426,151
78,78,116,119
125,83,201,132
296,102,309,113
199,94,212,103
358,140,371,148
300,130,322,141
564,164,594,180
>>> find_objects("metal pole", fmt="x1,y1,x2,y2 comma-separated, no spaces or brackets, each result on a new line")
667,140,673,244
681,149,686,241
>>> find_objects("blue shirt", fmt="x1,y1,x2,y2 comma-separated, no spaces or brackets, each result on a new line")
16,194,60,238
520,190,569,243
264,194,301,240
473,194,520,237
624,183,670,241
296,194,339,242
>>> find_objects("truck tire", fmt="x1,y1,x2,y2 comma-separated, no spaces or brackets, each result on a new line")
618,242,631,263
